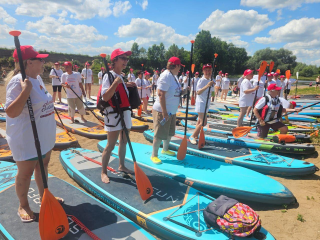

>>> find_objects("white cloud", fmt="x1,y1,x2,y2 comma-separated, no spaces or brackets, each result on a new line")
221,36,250,48
240,0,320,11
113,1,132,17
254,37,279,44
20,30,38,40
0,24,11,39
0,6,17,25
310,59,320,66
26,16,108,44
284,39,320,49
199,9,274,37
276,9,282,20
136,0,148,10
116,18,191,46
76,40,135,55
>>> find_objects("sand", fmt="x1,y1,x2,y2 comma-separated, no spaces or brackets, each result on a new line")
1,82,320,240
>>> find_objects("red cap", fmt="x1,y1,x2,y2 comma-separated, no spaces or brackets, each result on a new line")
280,75,285,78
168,56,182,65
219,71,222,74
243,69,253,76
256,68,260,71
225,73,229,76
267,73,273,77
186,71,189,74
85,62,90,66
54,62,60,65
203,64,212,70
130,68,133,71
111,48,132,61
274,72,279,76
145,72,150,75
267,83,282,91
63,61,72,67
74,65,79,68
222,74,225,76
195,72,199,75
101,67,105,70
13,45,48,62
290,101,297,108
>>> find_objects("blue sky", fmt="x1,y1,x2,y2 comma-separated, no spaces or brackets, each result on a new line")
0,0,320,66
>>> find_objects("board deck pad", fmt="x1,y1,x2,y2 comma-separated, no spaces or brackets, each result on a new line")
0,162,152,240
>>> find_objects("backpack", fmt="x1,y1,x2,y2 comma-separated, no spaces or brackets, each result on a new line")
255,96,283,122
203,195,263,238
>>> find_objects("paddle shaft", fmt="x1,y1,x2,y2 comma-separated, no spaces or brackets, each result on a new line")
184,42,194,135
13,35,48,189
202,58,217,126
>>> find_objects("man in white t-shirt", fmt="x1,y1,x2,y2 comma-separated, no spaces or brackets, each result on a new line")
284,77,297,99
266,73,276,86
179,72,185,84
62,61,87,123
127,68,136,82
49,62,63,103
98,67,105,85
214,71,222,100
273,72,281,87
152,70,159,98
81,62,93,99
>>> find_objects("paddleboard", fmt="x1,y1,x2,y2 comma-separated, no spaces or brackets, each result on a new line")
55,114,108,140
54,127,78,150
98,140,296,205
0,113,5,122
60,148,275,240
93,109,149,133
0,104,4,112
211,102,240,111
132,109,197,122
178,122,315,155
0,161,154,240
178,106,220,114
54,102,70,112
61,97,96,110
0,129,12,162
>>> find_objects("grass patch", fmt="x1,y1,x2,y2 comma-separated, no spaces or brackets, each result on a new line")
291,87,320,95
297,214,305,222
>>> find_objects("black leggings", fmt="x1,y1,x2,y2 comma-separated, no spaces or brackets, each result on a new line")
53,85,62,92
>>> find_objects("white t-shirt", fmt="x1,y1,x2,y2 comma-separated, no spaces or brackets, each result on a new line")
267,79,277,86
237,77,244,87
102,71,132,132
215,75,222,87
252,76,266,98
239,78,255,107
195,77,213,113
275,79,281,87
5,74,55,161
81,68,93,84
284,78,296,90
127,73,136,82
50,68,63,86
179,75,184,82
280,81,286,97
61,72,83,98
98,71,103,85
221,77,230,90
152,74,158,85
255,95,282,122
183,76,188,90
279,97,290,109
153,70,181,114
192,77,199,91
135,78,148,98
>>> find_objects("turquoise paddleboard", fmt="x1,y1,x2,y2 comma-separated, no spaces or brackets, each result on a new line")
0,161,153,240
98,140,296,205
60,148,275,240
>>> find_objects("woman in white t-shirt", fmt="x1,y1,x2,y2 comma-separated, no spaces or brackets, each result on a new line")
152,57,189,164
49,62,63,103
98,67,105,85
220,73,230,101
5,46,59,222
214,71,222,100
189,64,214,144
145,72,152,99
237,69,258,127
61,61,87,123
135,70,150,113
100,48,134,184
280,75,286,98
191,72,200,100
127,68,136,82
81,62,93,99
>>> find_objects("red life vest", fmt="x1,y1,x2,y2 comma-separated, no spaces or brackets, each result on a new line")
255,95,283,122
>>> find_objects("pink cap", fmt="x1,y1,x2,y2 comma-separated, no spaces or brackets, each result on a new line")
203,64,212,70
267,83,282,91
54,62,60,65
74,65,79,68
111,48,132,60
267,73,273,77
13,45,48,62
274,72,279,76
63,61,72,67
168,56,182,65
130,68,133,71
243,69,253,76
280,75,285,78
195,72,199,75
290,101,297,108
225,73,229,76
186,71,189,74
101,67,105,70
85,62,90,66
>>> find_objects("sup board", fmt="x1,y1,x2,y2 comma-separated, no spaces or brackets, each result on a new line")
0,129,11,162
132,109,197,122
93,109,149,132
177,123,315,155
178,106,220,113
55,114,108,140
0,161,154,240
97,141,296,205
0,113,5,122
61,97,96,110
60,148,275,240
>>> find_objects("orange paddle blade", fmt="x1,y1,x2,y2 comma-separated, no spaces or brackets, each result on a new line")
258,61,268,80
269,61,274,73
100,53,107,58
276,69,280,74
191,64,195,73
39,189,69,240
232,126,253,138
191,96,195,105
286,70,291,79
134,162,153,200
198,126,205,149
177,135,187,160
138,105,142,117
310,130,319,137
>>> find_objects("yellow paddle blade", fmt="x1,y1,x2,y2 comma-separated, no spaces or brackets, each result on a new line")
39,189,69,240
177,135,187,160
232,126,253,138
258,61,268,80
134,162,153,201
286,70,291,79
191,64,195,73
198,126,205,149
269,61,274,73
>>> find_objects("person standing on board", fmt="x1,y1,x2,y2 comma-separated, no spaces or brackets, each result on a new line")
152,70,159,94
98,67,106,85
135,70,149,113
316,76,320,90
49,62,63,103
284,75,297,99
214,71,222,100
61,61,87,123
127,68,136,82
220,73,230,101
191,72,200,101
81,62,93,99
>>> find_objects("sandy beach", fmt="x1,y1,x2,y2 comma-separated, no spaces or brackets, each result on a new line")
1,82,320,240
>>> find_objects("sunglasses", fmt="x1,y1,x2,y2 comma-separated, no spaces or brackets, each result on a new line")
30,58,46,63
118,56,129,61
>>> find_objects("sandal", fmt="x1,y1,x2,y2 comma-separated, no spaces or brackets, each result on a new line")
17,211,36,223
55,197,64,204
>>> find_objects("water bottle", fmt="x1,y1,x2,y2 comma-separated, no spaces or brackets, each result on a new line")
160,113,172,126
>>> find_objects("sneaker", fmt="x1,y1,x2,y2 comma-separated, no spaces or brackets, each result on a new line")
189,137,197,145
150,156,162,164
161,150,176,156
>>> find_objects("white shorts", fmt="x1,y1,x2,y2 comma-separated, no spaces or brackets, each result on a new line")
84,79,92,84
104,108,132,132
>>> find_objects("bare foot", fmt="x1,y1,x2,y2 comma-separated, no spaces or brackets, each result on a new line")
18,206,35,221
101,173,110,183
118,166,134,174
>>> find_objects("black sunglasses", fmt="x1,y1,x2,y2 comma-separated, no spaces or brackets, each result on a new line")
118,56,129,61
30,58,45,63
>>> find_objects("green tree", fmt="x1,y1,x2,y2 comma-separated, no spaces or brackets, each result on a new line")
194,30,214,71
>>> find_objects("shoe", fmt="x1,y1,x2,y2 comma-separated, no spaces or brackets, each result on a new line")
150,156,162,164
17,211,36,223
189,137,197,145
161,150,176,156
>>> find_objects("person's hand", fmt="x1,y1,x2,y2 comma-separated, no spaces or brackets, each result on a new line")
114,77,122,85
163,111,169,120
63,83,70,89
20,78,32,93
207,81,214,87
259,119,265,126
254,86,259,91
295,108,302,112
126,82,136,87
